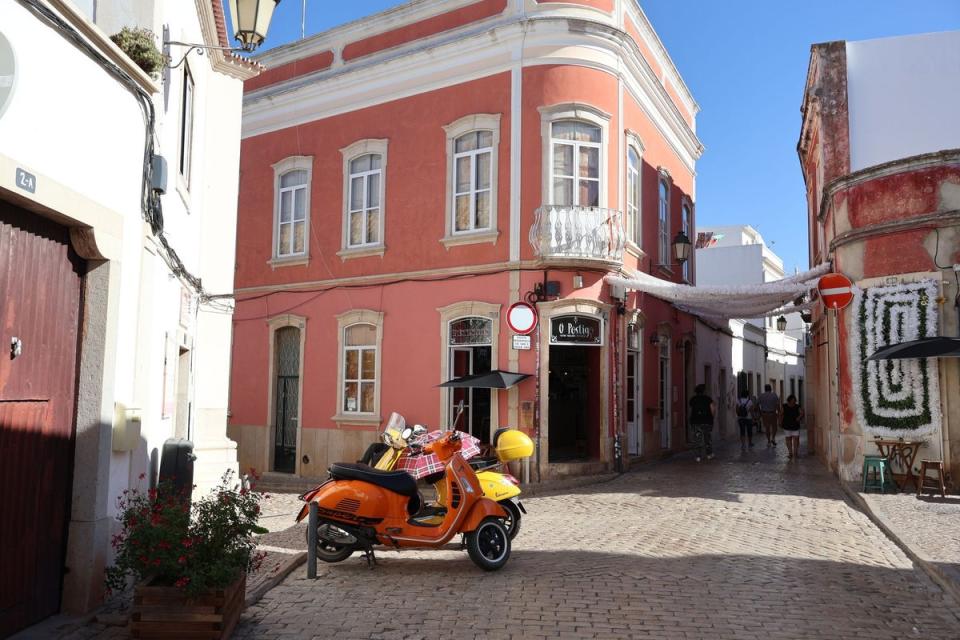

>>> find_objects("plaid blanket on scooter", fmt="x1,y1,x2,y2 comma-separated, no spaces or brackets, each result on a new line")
394,430,481,479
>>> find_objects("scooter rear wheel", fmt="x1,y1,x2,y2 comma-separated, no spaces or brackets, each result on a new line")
465,517,511,571
499,500,522,540
307,523,356,563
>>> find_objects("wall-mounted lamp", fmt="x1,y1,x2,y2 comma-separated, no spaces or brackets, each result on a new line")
166,0,279,67
776,315,788,332
572,273,584,289
673,230,692,264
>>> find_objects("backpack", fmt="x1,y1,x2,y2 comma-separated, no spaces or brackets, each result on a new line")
736,399,749,418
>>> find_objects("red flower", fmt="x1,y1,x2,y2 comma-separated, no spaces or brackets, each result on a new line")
152,559,161,566
181,538,194,548
177,555,187,565
174,577,190,588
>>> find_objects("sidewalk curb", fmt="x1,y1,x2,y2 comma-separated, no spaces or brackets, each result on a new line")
245,551,307,608
840,481,960,606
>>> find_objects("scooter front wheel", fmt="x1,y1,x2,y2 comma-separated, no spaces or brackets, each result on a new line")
306,523,356,563
465,517,511,571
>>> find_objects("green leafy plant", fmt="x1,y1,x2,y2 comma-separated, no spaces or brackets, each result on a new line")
105,470,268,597
110,27,164,78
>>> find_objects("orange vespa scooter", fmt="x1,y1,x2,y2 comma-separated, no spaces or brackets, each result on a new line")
296,430,512,571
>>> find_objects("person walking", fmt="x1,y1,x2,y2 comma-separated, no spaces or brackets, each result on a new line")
781,394,804,459
688,383,715,462
735,391,755,451
757,384,780,447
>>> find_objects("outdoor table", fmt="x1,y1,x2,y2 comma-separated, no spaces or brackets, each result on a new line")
873,439,923,491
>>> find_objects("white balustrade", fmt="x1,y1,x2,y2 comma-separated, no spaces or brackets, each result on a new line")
529,205,625,263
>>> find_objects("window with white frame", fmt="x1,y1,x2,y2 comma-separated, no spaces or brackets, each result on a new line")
627,147,641,245
453,131,493,233
551,121,601,207
277,170,308,257
340,139,387,254
342,323,377,414
658,178,670,265
179,63,194,187
681,201,691,281
347,154,382,248
271,156,312,261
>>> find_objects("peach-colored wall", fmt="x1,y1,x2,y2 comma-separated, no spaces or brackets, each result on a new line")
342,0,508,61
244,50,334,93
236,72,512,291
520,65,620,262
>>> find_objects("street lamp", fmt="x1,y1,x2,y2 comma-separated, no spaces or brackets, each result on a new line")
228,0,282,52
776,315,787,332
672,230,692,264
166,0,280,67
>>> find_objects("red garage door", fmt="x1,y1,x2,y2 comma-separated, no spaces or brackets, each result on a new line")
0,201,85,636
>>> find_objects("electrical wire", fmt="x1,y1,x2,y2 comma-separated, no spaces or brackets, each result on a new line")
21,0,214,305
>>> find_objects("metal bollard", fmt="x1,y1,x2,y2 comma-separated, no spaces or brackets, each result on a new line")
307,501,318,579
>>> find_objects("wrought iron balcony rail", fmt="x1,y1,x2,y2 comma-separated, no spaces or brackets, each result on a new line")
529,205,625,264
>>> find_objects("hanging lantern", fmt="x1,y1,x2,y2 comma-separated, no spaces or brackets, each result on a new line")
228,0,281,52
672,230,692,264
776,315,788,332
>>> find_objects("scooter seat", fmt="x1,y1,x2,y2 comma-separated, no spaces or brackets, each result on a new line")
329,463,418,497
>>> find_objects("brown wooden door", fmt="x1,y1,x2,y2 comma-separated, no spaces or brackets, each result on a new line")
0,202,85,636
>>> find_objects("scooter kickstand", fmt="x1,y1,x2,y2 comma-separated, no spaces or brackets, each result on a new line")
362,547,377,568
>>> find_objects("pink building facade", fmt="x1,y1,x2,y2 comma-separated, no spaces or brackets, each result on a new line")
229,0,703,482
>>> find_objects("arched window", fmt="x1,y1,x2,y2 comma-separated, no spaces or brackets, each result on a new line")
453,131,494,233
627,147,641,244
343,323,377,414
681,201,692,281
347,154,382,248
658,178,670,265
551,121,601,207
271,156,312,262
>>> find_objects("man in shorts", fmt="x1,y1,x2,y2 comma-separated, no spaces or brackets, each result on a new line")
757,384,780,447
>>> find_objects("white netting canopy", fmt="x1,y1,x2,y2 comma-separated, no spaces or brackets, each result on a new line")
605,262,831,321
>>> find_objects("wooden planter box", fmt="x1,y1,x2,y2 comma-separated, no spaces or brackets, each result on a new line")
130,573,246,639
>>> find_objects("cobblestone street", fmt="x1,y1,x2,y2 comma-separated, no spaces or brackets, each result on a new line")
232,441,960,640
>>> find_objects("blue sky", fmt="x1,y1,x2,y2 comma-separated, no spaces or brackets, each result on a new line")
249,1,960,274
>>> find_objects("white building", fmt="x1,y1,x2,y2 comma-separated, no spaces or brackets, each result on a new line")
695,225,807,405
694,317,767,440
0,0,260,628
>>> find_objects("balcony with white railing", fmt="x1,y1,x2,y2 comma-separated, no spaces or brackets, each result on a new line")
529,205,625,267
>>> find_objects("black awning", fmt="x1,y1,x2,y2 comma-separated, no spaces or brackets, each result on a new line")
439,370,532,389
867,337,960,361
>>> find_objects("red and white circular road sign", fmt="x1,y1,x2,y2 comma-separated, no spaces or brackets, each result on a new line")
506,302,538,335
818,273,854,310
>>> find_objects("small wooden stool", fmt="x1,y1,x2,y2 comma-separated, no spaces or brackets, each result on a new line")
862,456,897,493
917,460,947,498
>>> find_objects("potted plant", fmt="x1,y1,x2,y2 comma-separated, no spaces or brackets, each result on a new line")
109,27,164,78
106,470,268,639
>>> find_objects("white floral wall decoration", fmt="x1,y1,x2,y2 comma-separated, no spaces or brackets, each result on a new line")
849,279,941,439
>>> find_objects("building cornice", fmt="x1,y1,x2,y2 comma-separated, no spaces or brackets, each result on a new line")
194,0,262,80
817,147,960,222
243,16,703,171
622,0,698,118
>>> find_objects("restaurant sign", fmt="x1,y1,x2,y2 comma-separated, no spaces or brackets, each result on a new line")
550,315,602,346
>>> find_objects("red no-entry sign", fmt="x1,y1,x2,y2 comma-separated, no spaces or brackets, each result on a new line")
818,273,854,310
